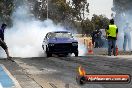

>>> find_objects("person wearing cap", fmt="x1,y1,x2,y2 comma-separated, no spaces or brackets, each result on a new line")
0,23,12,59
106,19,118,56
123,22,132,52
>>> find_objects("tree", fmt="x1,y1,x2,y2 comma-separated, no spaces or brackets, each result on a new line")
112,0,132,28
71,0,89,21
113,0,132,13
0,0,14,25
50,0,71,22
91,14,109,30
81,18,94,35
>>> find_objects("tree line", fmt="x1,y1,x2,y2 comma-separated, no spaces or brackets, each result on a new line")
0,0,109,34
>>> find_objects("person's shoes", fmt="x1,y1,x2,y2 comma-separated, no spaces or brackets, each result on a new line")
114,54,117,56
7,56,12,59
7,57,14,62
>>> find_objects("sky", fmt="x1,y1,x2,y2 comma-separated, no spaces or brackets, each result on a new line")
88,0,113,19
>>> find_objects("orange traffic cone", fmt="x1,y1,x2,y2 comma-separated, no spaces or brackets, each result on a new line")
88,42,93,54
116,45,118,56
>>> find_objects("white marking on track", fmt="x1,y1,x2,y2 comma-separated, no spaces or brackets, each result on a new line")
41,68,57,72
0,83,3,88
0,64,22,88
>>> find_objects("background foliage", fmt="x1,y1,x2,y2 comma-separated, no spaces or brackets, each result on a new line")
0,0,110,34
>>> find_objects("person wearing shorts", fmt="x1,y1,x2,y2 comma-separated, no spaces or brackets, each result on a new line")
0,23,12,59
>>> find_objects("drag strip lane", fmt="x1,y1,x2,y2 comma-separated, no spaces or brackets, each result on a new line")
56,56,132,74
14,57,105,88
13,56,132,88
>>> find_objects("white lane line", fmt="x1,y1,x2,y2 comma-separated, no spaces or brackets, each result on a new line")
0,83,3,88
0,64,22,88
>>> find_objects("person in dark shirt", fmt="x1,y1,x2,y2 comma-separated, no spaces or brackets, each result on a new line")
96,29,102,48
91,30,96,47
94,30,98,48
0,23,12,59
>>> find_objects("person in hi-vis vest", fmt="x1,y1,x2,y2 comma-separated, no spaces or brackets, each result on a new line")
123,22,132,52
106,19,118,56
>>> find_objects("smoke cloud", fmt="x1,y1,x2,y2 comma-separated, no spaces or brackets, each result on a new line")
112,0,132,51
2,6,66,57
114,8,132,51
0,5,86,57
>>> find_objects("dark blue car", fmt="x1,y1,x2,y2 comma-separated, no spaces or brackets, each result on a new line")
42,31,78,57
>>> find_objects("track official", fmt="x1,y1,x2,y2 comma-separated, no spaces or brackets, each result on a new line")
106,19,118,56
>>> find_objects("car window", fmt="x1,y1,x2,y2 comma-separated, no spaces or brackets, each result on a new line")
50,33,72,38
45,33,52,39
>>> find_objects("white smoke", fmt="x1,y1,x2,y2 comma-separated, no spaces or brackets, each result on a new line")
0,5,86,57
78,44,87,56
3,6,66,57
115,11,132,51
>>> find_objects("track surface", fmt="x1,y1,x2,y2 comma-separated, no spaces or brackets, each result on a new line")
0,56,132,88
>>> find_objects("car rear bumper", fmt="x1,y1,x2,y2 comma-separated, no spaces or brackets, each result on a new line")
47,43,78,54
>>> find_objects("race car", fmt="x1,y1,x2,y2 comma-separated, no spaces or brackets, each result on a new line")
42,31,78,57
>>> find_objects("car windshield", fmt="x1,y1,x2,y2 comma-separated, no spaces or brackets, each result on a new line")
49,32,73,38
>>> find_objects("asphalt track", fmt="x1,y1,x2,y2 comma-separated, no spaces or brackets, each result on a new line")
0,55,132,88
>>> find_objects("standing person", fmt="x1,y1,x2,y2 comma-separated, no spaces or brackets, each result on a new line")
0,23,12,59
97,29,102,48
91,30,96,47
94,30,98,48
106,19,118,56
123,22,132,52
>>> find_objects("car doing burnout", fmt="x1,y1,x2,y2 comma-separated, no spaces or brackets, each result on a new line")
42,31,78,57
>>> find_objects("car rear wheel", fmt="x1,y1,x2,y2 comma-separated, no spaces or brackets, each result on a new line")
46,47,52,57
46,52,52,57
42,45,44,50
74,52,78,57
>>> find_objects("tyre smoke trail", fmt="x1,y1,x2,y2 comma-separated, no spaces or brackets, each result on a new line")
0,5,87,57
3,6,66,57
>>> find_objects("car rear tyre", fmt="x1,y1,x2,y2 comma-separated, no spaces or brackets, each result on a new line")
46,47,52,57
46,52,52,57
42,45,44,50
74,52,78,57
